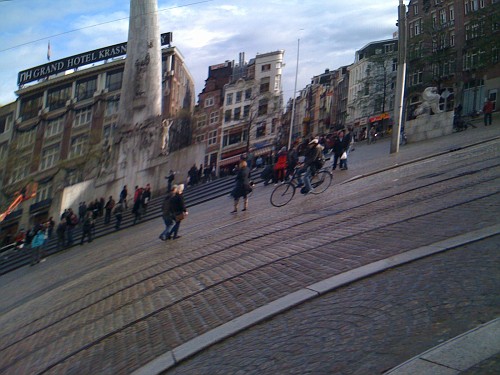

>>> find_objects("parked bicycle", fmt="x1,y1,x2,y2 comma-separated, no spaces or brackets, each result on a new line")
270,165,332,207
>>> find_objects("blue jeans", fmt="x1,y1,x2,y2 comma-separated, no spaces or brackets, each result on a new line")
298,166,313,192
160,217,175,239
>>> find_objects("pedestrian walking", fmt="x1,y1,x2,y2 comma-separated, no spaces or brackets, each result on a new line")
30,229,46,266
159,185,176,241
56,220,66,250
104,196,115,224
483,98,493,126
120,185,128,209
273,146,288,184
80,211,94,245
231,160,252,212
113,201,124,230
132,186,143,225
142,184,151,213
168,184,187,239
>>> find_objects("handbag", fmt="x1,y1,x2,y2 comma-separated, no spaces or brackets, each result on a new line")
341,151,347,160
175,212,185,221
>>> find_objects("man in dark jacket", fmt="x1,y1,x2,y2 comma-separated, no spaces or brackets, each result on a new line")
159,186,176,241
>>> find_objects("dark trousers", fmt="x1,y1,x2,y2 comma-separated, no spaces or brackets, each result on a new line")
115,214,122,230
81,228,92,244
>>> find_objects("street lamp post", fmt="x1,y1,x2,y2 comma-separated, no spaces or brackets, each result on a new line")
391,0,407,154
288,38,300,150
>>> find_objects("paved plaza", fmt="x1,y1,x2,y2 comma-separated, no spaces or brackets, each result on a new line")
0,121,499,374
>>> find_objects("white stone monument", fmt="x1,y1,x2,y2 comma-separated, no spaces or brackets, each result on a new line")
113,0,163,187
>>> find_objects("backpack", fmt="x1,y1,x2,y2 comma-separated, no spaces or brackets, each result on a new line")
314,154,325,170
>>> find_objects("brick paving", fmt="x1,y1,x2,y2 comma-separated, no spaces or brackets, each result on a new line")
166,236,499,375
0,124,498,374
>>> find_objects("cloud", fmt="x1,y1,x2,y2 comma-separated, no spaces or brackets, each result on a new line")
0,0,400,106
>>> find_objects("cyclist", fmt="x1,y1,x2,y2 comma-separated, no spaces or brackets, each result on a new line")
297,138,324,194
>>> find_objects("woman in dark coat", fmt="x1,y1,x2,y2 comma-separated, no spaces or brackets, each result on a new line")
231,160,252,213
168,184,187,239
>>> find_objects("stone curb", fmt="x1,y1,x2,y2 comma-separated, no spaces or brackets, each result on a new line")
132,224,500,375
384,318,500,374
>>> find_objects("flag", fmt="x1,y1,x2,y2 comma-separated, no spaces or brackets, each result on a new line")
47,41,51,61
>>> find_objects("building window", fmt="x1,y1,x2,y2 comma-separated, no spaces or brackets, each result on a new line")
439,9,446,24
409,71,423,86
243,105,250,118
105,100,120,117
76,76,97,101
261,63,271,72
209,111,219,125
196,134,205,143
47,84,72,111
197,114,207,128
73,107,92,128
106,69,123,92
274,75,281,91
69,136,88,158
260,77,270,93
45,117,64,138
34,183,52,203
0,113,13,134
258,99,268,116
10,163,29,183
40,145,60,171
432,12,437,27
226,93,233,105
224,109,231,122
245,88,252,100
234,107,241,120
479,0,485,8
392,58,398,72
256,122,266,138
450,31,455,47
413,4,418,16
66,170,81,186
208,130,217,145
20,93,43,121
205,96,214,107
449,5,455,21
235,91,242,103
17,130,36,149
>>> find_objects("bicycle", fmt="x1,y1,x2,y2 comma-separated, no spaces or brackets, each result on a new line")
270,165,332,207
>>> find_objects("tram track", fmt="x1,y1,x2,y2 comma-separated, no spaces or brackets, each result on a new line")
0,143,499,374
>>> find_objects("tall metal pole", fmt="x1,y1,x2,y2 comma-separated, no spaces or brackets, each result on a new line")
288,38,300,150
391,0,407,154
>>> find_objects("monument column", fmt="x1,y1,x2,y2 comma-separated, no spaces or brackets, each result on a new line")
114,0,163,185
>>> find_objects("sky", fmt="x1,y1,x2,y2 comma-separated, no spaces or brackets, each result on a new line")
0,0,401,107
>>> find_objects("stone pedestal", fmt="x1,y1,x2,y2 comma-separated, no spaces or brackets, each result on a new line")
405,111,454,143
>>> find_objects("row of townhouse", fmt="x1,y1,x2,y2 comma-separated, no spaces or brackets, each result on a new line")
193,51,285,171
278,0,499,143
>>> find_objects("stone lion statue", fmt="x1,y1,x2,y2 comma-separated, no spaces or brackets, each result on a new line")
414,87,442,117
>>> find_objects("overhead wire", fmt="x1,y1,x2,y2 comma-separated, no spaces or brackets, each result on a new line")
0,0,214,53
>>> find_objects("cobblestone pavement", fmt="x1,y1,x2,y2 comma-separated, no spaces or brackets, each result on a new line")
166,236,500,375
0,124,498,374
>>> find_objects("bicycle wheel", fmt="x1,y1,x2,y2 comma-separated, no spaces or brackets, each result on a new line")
270,182,296,207
310,170,332,194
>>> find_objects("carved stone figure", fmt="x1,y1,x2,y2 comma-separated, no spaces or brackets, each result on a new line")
161,119,173,155
414,87,442,117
